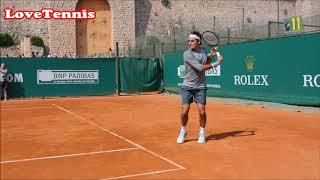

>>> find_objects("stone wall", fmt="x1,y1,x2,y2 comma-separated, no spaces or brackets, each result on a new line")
0,46,20,57
135,0,320,43
1,0,319,57
46,1,77,57
0,45,43,57
111,0,136,49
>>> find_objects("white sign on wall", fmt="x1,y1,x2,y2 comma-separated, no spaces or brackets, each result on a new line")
37,70,99,84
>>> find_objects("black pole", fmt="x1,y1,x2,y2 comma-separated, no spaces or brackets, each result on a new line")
173,27,176,51
268,21,271,38
128,46,131,56
115,42,120,96
161,42,164,54
213,16,216,32
242,8,244,41
153,43,156,58
228,28,230,44
116,42,119,56
277,0,280,35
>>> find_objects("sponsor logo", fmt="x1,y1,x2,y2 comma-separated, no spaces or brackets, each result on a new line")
177,82,221,88
234,55,270,86
234,75,269,86
303,74,320,87
177,64,221,78
37,70,99,84
245,55,255,72
177,65,185,78
0,73,23,82
206,84,221,88
206,65,221,76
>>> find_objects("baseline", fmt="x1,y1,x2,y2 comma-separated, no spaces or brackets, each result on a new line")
0,107,53,111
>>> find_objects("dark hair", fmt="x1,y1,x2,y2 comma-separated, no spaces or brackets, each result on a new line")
190,31,202,45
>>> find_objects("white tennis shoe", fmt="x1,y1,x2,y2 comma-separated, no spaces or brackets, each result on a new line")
197,133,206,144
177,130,187,144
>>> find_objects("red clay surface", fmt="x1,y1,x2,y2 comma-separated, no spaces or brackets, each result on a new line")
1,94,320,179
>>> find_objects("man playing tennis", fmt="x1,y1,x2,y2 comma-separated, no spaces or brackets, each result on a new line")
177,31,223,144
0,63,8,101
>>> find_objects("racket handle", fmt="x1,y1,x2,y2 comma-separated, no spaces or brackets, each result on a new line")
211,61,220,67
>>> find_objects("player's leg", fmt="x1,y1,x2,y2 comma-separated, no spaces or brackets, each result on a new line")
0,83,4,100
177,104,190,144
3,88,7,100
177,87,193,144
195,89,207,143
180,104,190,126
3,81,7,100
196,103,206,128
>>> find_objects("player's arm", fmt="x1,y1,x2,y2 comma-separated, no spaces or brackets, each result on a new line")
0,69,7,73
211,55,224,67
206,47,217,64
207,47,223,67
184,51,212,71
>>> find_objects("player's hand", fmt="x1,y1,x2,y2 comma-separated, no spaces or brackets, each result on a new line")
217,55,223,62
210,47,217,54
208,48,217,59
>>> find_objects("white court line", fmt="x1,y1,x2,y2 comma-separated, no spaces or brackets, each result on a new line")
105,168,182,180
51,103,185,171
3,95,129,103
0,107,53,111
0,147,139,164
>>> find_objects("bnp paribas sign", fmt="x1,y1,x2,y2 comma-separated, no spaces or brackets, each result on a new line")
37,70,99,84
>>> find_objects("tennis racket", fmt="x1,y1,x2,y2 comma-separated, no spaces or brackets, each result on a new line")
202,31,221,57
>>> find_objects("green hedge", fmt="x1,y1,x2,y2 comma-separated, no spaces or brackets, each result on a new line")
31,36,44,46
0,33,14,46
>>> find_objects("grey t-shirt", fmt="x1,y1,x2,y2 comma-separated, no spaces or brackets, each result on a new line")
182,48,208,88
0,67,7,81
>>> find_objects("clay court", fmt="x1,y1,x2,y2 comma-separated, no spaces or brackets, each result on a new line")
1,94,320,179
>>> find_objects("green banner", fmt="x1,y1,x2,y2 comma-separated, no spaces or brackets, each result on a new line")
163,32,320,105
0,58,117,98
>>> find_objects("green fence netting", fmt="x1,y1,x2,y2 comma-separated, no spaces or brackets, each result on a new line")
120,57,161,94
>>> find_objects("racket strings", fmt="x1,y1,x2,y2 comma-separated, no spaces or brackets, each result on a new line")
204,35,217,41
202,32,219,46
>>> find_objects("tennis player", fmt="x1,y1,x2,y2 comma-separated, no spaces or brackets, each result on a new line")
177,31,223,144
0,63,8,101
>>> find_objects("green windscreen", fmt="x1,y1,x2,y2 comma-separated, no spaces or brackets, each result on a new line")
120,57,161,93
163,32,320,105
